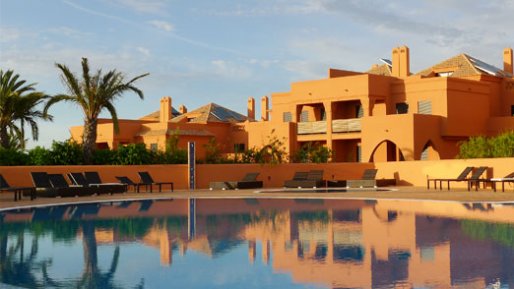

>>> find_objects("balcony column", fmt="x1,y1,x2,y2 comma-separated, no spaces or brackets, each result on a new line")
360,97,371,117
293,104,301,123
323,101,333,151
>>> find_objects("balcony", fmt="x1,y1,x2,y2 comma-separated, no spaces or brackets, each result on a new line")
298,121,327,134
297,119,362,135
332,118,361,133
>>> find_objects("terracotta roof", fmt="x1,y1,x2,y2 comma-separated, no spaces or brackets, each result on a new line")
367,64,392,76
139,107,180,121
170,103,247,123
416,54,512,78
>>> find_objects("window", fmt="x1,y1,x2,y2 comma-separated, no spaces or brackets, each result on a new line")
436,71,453,77
300,111,309,122
234,143,245,152
511,105,514,116
283,112,292,122
355,105,364,118
320,107,326,120
396,103,409,114
420,145,429,160
150,143,158,152
417,100,432,115
356,145,361,162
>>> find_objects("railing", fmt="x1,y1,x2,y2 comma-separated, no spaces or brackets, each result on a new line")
297,118,362,135
332,118,361,133
297,121,327,134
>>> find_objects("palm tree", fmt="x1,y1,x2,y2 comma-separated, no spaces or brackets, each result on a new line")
0,69,51,149
45,58,149,164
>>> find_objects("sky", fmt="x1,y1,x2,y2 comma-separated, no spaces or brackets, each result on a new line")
1,0,513,149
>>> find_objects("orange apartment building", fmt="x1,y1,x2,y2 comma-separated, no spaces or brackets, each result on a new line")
70,46,514,162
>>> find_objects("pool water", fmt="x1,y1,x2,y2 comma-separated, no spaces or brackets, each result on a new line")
1,198,513,289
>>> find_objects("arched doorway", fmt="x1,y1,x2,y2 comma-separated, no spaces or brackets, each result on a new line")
368,140,405,162
420,141,440,160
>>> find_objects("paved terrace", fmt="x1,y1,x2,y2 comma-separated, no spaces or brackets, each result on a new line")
2,186,514,210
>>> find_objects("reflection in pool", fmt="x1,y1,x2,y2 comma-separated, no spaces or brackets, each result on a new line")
1,199,513,289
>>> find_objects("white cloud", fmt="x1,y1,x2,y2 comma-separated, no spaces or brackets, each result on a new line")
137,47,151,57
47,26,91,38
211,60,252,79
0,26,21,42
109,0,169,14
200,0,326,16
148,20,174,32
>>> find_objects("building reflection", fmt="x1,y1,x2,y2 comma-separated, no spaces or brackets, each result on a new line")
1,199,514,289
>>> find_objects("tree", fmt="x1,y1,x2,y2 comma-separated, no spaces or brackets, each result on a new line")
45,58,149,164
0,69,51,149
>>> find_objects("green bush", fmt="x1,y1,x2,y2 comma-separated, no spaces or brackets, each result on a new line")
27,146,51,165
458,131,514,158
204,137,225,164
48,140,84,165
293,142,332,163
0,147,29,165
490,131,514,157
114,143,154,165
92,149,116,165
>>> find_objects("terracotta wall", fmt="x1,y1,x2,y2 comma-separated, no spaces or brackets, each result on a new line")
1,157,512,190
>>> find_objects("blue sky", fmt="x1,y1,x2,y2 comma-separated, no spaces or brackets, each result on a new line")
1,0,513,148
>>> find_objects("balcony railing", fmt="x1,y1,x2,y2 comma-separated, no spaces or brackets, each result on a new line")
297,121,327,134
297,118,362,135
332,118,361,133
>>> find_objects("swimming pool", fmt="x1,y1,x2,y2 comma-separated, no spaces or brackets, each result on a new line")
1,198,513,289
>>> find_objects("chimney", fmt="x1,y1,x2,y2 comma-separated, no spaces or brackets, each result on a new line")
159,96,172,123
504,47,513,75
261,96,269,121
392,47,400,77
247,97,255,120
399,45,410,77
179,104,187,114
391,46,410,78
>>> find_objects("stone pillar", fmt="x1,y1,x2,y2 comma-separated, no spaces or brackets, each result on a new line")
160,96,172,123
179,104,187,114
261,96,269,121
247,97,255,120
324,101,333,152
504,48,513,75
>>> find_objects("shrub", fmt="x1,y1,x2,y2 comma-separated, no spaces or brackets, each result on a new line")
293,142,332,163
458,131,514,159
114,143,154,165
204,137,224,164
163,132,187,164
27,146,51,165
490,131,514,157
92,149,116,165
48,140,84,165
256,134,287,164
0,147,29,165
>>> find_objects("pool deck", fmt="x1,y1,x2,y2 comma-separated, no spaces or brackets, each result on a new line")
2,186,514,210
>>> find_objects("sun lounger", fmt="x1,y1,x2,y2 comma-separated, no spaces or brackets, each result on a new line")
0,174,35,201
69,172,127,194
448,166,487,191
115,176,143,193
472,172,514,192
48,174,94,196
30,172,92,198
284,170,325,188
209,172,263,190
138,171,174,192
327,169,379,188
427,166,474,190
346,169,378,188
